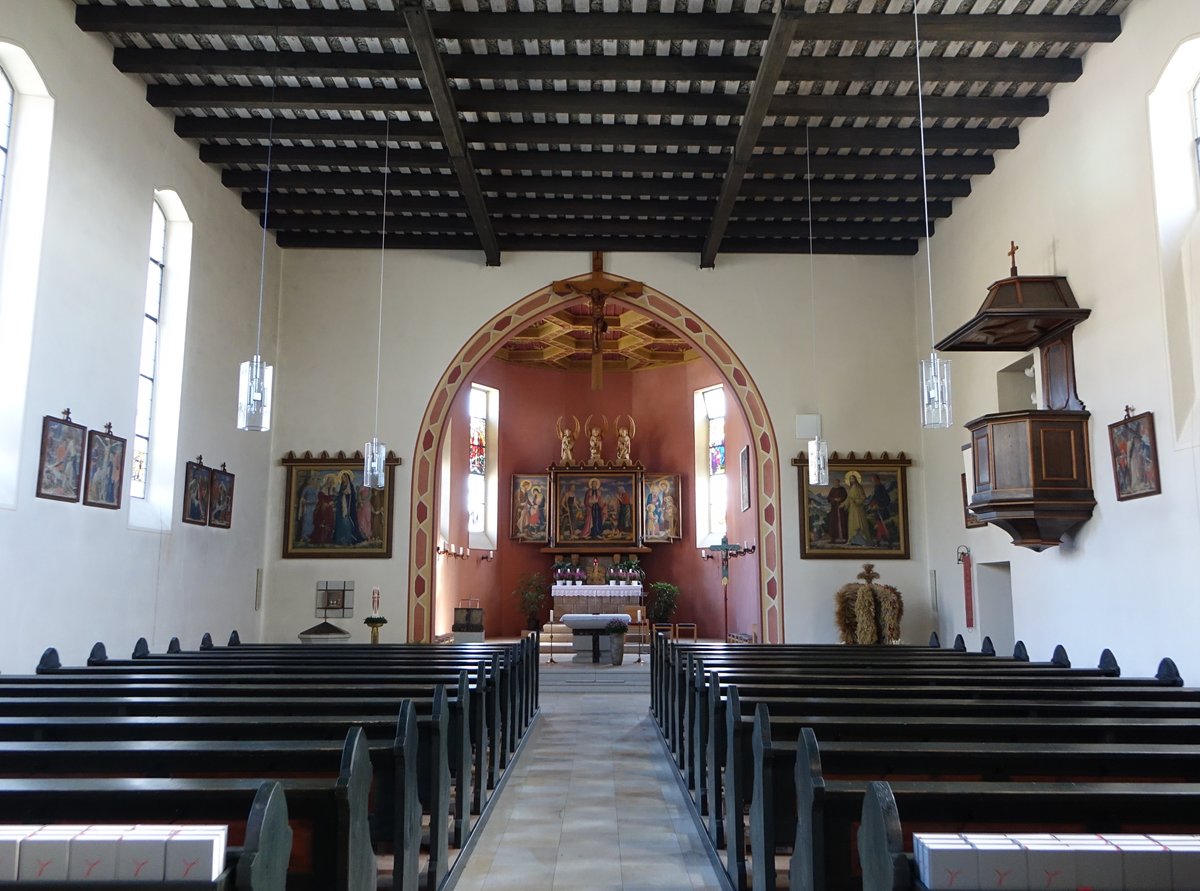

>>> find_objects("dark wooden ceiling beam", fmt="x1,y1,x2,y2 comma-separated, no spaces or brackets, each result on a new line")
702,0,803,268
400,0,499,266
262,210,931,241
176,114,1020,152
275,229,919,256
201,142,994,177
77,7,1120,45
242,190,956,221
145,83,1047,121
222,168,972,200
115,47,1080,86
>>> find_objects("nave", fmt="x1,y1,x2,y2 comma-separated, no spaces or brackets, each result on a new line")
456,659,724,891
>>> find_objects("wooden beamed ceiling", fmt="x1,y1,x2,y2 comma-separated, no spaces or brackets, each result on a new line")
74,0,1128,266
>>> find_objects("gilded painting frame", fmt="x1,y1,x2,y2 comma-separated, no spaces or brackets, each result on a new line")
510,473,550,543
209,467,236,529
1108,411,1161,501
182,460,211,526
282,450,400,558
552,468,641,549
792,451,911,560
82,428,127,510
643,472,682,542
36,414,87,503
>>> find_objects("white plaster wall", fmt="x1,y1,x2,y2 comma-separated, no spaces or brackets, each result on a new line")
0,0,280,672
917,0,1200,680
264,249,932,647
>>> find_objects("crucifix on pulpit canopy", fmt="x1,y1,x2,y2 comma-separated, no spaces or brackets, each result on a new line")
551,251,644,390
701,535,756,641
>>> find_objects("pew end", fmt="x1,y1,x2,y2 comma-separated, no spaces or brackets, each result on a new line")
980,636,995,657
336,726,378,891
1051,644,1071,667
167,637,181,654
133,638,150,659
229,631,241,646
1158,657,1183,686
858,781,911,891
36,648,61,674
951,635,966,652
1098,647,1121,676
927,632,940,649
236,781,293,891
1012,640,1029,661
201,633,214,650
392,701,422,891
790,728,825,891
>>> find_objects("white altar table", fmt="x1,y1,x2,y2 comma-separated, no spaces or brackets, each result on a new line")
561,613,630,663
552,584,642,617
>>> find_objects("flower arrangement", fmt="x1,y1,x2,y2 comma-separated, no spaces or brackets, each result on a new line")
604,618,629,635
834,563,902,645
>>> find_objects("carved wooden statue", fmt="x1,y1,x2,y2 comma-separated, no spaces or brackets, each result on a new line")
613,415,636,467
583,414,608,466
556,415,580,465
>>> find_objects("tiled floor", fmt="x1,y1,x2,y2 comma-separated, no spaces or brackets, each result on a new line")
453,657,725,891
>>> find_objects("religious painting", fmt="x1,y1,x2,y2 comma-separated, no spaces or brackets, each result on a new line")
553,469,640,548
739,445,751,512
643,473,682,543
510,473,549,543
282,450,399,558
182,460,211,526
1108,411,1161,501
961,473,986,529
82,428,127,510
209,467,236,529
793,451,911,560
36,414,87,503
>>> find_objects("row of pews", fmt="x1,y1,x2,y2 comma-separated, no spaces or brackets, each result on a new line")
652,633,1200,891
0,631,538,890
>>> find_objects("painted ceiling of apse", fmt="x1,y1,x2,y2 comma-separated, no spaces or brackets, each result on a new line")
493,301,700,372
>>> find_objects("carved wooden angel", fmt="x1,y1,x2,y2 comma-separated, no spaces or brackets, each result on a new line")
556,415,581,465
583,414,608,466
613,414,636,466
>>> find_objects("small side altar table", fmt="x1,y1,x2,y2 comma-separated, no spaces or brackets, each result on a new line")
552,584,642,616
561,613,628,664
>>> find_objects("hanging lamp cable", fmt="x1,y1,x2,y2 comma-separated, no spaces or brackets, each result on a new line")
373,115,391,441
913,4,936,344
806,123,818,395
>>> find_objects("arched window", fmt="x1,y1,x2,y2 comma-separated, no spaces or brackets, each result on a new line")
0,45,52,508
131,201,167,499
695,384,727,545
129,190,192,530
467,383,499,548
0,66,13,225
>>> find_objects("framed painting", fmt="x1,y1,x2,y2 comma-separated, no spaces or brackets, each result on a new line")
36,414,87,503
644,472,682,543
82,427,127,510
553,468,640,548
961,473,986,529
1108,410,1161,501
792,451,911,559
182,460,211,526
282,450,400,558
739,445,751,512
209,466,236,529
510,473,549,543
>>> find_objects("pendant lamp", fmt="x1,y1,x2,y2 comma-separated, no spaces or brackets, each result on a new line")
363,114,391,489
804,124,829,485
237,54,278,432
913,5,953,429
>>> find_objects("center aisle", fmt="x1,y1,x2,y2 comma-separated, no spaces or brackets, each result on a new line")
454,658,726,891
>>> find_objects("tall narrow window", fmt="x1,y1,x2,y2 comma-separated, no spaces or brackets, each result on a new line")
702,385,728,539
1193,74,1200,175
467,385,487,533
132,201,166,499
0,66,13,225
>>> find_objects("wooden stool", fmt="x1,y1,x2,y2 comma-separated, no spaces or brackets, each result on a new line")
674,622,698,641
652,622,674,640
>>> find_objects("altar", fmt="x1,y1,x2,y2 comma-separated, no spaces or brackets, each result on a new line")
552,584,642,616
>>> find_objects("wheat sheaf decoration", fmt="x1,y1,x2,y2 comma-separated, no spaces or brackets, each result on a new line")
835,563,903,645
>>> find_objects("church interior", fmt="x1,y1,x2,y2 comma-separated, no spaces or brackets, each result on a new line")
6,2,1200,888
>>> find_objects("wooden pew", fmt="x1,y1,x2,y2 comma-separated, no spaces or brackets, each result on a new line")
0,695,443,891
757,707,1200,891
0,728,376,891
856,779,1200,891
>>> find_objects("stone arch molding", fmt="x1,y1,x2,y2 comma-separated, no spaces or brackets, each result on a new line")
406,272,784,643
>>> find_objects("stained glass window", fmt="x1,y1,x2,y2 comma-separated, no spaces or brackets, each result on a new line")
132,200,166,499
702,385,727,536
467,385,488,533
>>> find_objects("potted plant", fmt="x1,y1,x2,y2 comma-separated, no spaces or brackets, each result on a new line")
604,618,629,665
646,580,680,624
513,572,548,631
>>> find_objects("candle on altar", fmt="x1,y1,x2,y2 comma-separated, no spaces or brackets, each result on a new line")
371,587,380,616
